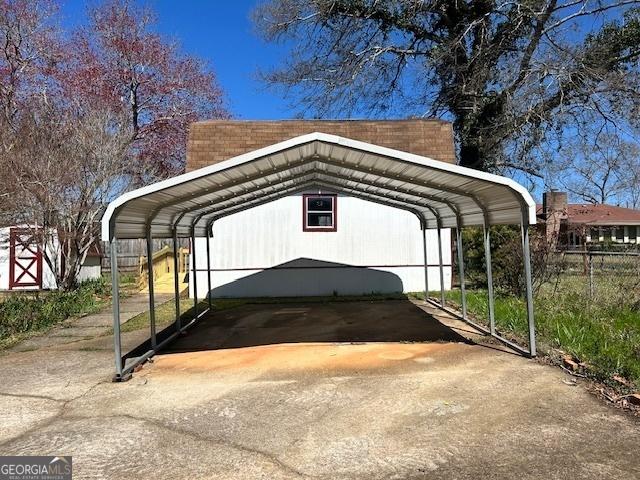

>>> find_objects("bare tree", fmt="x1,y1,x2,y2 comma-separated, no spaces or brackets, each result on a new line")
0,0,60,138
621,153,640,208
5,101,133,289
552,128,640,205
0,0,229,289
254,1,640,174
0,0,60,225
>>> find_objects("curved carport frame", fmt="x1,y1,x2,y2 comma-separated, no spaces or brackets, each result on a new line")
101,133,537,381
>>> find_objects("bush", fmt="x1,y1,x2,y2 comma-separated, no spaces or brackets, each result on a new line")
460,226,553,296
0,278,108,345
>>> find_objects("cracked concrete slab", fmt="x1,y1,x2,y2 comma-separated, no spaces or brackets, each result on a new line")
73,312,137,328
2,416,302,480
9,334,98,351
0,300,638,479
0,349,113,400
0,393,63,444
118,294,172,313
48,326,107,337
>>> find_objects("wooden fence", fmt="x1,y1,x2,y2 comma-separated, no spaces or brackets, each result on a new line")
101,238,190,273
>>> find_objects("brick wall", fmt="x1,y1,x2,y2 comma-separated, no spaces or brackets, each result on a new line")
186,119,456,171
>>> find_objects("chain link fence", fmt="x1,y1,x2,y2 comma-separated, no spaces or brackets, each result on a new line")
546,244,640,307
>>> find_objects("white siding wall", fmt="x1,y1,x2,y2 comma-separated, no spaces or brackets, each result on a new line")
77,256,102,283
0,228,9,290
190,194,451,298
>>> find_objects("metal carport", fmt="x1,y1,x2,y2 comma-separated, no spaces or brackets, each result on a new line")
101,132,537,381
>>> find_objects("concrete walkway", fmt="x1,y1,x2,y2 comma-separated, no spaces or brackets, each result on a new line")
8,292,172,353
0,299,638,479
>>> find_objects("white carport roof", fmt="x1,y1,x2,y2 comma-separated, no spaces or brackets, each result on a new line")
101,133,536,240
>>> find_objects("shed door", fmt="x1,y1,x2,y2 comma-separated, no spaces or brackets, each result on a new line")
9,228,43,289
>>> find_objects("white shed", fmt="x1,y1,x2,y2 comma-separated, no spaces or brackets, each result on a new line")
0,225,101,290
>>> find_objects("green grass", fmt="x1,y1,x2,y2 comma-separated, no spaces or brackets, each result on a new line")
118,297,203,333
103,272,142,299
430,288,640,390
0,278,109,349
116,298,256,334
119,272,139,285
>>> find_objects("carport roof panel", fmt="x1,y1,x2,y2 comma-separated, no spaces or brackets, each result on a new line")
101,133,537,240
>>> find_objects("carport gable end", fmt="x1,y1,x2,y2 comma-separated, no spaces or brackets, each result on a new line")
102,120,538,380
101,126,536,242
100,125,535,298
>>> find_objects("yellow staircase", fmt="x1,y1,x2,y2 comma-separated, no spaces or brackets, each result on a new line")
139,246,189,294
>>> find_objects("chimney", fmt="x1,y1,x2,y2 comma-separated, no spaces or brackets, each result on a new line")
543,191,567,214
542,191,567,247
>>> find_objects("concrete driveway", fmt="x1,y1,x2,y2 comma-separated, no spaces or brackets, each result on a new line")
0,299,638,479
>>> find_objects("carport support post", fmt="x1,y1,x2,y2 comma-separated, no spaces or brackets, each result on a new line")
191,227,198,319
205,224,212,310
145,228,157,349
521,215,537,357
484,223,496,335
109,236,123,379
437,224,446,307
172,227,181,331
455,225,468,319
421,224,429,303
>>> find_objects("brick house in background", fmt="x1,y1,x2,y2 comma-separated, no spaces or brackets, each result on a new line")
538,191,640,248
186,119,456,170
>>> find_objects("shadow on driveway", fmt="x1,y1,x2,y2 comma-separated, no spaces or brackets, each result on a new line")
160,299,472,355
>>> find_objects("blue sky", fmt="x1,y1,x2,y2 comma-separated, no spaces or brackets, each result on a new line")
60,0,290,119
56,0,548,200
57,2,637,205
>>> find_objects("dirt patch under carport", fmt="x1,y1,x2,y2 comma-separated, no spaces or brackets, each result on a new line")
155,299,474,379
1,299,639,479
162,299,470,353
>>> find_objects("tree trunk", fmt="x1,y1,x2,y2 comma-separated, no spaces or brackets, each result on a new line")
459,141,485,170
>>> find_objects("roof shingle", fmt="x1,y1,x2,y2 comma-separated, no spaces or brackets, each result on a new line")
537,203,640,225
186,119,456,171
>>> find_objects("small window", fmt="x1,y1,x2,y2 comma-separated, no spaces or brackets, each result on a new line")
303,194,337,231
